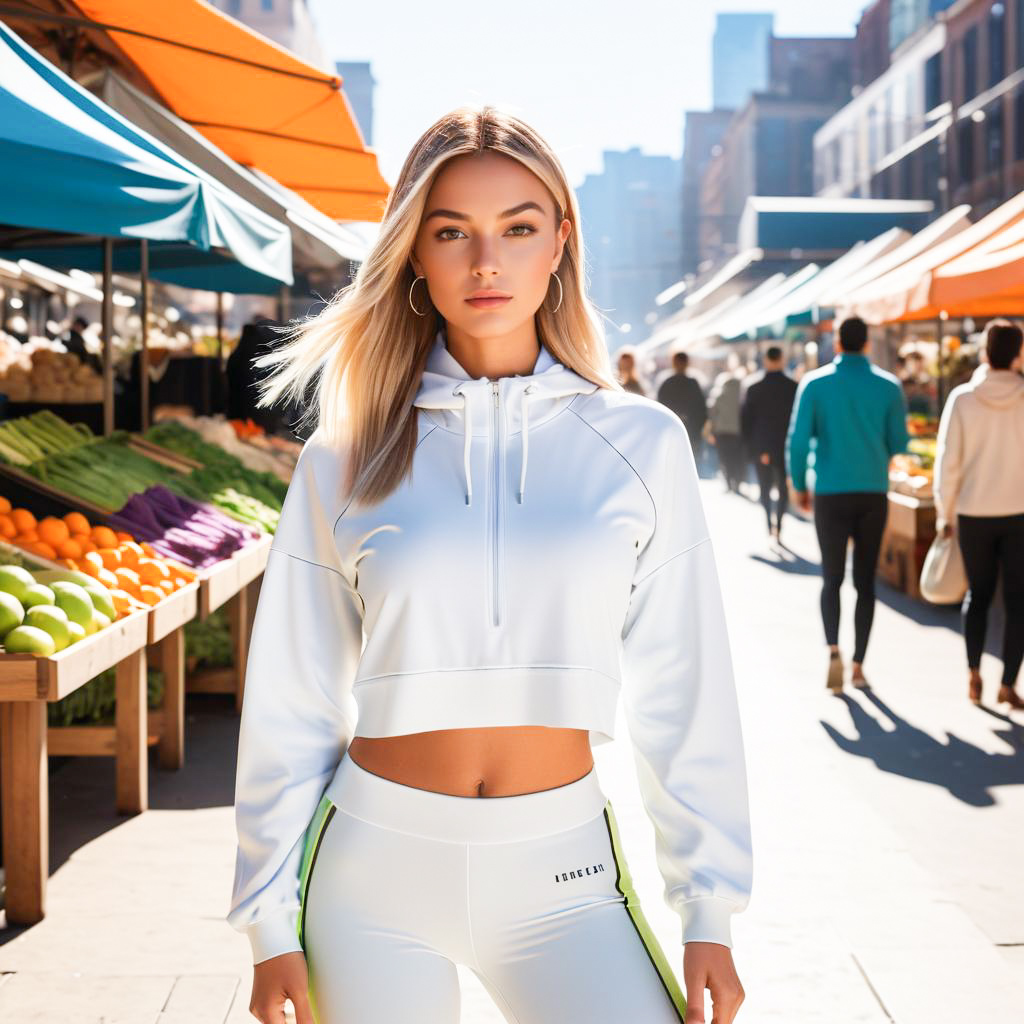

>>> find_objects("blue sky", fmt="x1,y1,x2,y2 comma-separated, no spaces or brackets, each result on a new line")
309,0,871,188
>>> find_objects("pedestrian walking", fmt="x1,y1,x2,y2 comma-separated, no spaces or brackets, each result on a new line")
740,345,797,541
227,105,752,1024
616,346,648,396
786,316,910,693
934,319,1024,709
657,350,708,461
707,360,746,494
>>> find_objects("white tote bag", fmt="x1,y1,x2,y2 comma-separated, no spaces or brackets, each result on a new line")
920,532,968,604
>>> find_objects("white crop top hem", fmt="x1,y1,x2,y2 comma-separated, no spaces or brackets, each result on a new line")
352,665,619,745
227,330,754,963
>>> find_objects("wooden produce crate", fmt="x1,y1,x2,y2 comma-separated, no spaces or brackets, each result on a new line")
0,604,152,925
886,491,936,542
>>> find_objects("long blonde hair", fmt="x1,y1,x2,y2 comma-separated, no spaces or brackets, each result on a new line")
254,104,619,507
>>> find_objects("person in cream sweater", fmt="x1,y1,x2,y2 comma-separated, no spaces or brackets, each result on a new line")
934,319,1024,709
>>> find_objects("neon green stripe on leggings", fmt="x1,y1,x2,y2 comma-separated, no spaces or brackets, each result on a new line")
603,800,687,1021
297,792,337,949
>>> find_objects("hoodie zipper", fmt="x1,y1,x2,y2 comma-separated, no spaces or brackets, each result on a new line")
491,379,502,628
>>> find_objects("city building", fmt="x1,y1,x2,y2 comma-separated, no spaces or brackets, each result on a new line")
815,0,1024,217
712,13,774,109
946,0,1024,214
681,109,734,275
208,0,332,72
698,36,855,266
575,148,683,347
854,0,894,89
814,20,947,205
335,61,375,145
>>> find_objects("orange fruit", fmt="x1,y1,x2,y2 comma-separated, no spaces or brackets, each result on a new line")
118,542,144,567
95,567,118,588
57,538,83,560
80,551,104,577
158,579,177,594
137,558,171,586
61,557,78,570
115,531,134,543
25,540,57,560
138,585,163,606
97,547,122,570
11,508,36,534
0,514,15,539
63,511,90,535
78,538,97,554
114,566,141,592
14,530,38,545
38,517,70,548
109,589,134,615
90,525,118,549
57,539,81,559
0,496,10,514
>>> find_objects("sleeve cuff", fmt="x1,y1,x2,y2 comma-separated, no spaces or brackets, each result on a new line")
244,907,303,965
675,896,739,948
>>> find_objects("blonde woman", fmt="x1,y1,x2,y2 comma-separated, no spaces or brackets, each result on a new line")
227,106,752,1024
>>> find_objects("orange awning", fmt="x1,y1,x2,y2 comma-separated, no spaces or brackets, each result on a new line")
64,0,390,222
929,216,1024,311
841,191,1024,323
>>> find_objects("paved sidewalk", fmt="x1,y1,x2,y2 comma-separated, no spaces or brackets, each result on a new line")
1,478,1021,1022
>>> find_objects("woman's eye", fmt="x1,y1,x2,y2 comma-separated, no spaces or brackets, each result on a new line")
435,224,537,241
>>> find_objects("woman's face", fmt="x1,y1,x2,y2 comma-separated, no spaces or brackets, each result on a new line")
410,152,571,340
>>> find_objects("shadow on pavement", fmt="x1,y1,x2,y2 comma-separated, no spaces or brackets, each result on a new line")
820,688,1024,805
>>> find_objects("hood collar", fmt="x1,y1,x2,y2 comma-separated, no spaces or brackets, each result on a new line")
413,328,599,505
968,362,1024,408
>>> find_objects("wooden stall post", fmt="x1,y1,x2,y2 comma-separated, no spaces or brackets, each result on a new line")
0,700,48,923
140,238,150,431
115,648,148,814
157,627,185,770
102,237,114,436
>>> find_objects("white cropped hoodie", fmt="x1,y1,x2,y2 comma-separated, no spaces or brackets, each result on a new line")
227,329,753,964
934,363,1024,526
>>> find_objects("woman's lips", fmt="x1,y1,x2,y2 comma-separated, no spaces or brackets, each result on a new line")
466,296,512,308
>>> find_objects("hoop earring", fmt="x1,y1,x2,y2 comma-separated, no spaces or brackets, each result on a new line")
547,272,563,314
409,275,428,317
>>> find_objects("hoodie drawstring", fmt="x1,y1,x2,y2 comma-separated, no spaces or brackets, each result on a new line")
451,383,473,505
450,382,538,506
518,384,536,504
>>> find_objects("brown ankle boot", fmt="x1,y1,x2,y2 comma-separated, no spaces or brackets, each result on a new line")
997,685,1024,710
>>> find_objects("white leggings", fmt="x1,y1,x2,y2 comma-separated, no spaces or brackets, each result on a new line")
297,751,687,1023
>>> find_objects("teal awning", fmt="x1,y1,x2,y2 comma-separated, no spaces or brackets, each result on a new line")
0,21,292,293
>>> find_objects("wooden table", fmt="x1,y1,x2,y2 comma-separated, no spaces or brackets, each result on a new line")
0,604,150,924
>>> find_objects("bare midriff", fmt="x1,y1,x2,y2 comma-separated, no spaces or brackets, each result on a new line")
347,726,595,797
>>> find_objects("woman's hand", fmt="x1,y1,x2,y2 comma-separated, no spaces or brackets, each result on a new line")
249,951,315,1024
683,941,745,1023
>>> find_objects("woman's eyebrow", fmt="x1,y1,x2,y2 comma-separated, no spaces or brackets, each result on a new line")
423,201,545,223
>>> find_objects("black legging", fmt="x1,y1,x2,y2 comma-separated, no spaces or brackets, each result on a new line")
754,447,788,530
956,512,1024,687
813,492,889,664
715,433,745,491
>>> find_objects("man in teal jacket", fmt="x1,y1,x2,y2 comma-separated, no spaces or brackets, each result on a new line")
786,316,910,693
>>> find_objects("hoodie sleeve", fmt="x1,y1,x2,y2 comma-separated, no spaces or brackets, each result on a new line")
786,375,815,492
886,383,911,457
227,432,363,965
620,414,753,949
934,392,964,529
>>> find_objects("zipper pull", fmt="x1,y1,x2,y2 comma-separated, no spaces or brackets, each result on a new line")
492,380,499,406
